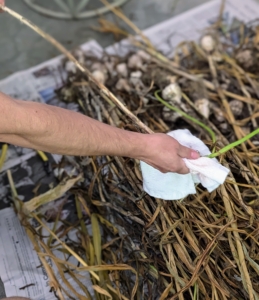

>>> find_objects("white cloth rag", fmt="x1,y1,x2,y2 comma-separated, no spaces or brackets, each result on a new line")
140,129,229,200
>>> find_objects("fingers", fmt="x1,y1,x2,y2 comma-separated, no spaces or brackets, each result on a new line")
0,0,4,12
176,159,189,174
157,158,189,174
153,163,189,174
177,143,200,159
176,143,199,174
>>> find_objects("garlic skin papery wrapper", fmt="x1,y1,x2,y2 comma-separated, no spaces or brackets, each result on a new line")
162,83,182,104
200,34,215,53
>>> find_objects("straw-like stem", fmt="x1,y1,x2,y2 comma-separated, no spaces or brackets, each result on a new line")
0,144,8,170
209,128,259,158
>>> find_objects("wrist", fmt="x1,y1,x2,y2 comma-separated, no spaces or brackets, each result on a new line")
124,131,150,160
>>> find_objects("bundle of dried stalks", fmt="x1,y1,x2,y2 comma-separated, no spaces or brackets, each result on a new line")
2,2,259,299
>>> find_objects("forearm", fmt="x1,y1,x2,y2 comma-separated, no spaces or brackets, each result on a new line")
0,92,198,174
0,92,146,159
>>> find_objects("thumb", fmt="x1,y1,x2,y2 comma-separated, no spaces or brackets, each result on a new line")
178,144,200,159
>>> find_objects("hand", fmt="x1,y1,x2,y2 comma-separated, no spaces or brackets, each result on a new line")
139,133,200,174
0,0,5,12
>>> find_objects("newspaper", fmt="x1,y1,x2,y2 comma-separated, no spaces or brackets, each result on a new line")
1,0,259,298
0,208,94,300
106,0,259,56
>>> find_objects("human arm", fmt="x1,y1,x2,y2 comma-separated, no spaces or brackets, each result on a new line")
0,92,199,174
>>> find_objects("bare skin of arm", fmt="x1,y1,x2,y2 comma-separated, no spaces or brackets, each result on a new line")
0,92,199,174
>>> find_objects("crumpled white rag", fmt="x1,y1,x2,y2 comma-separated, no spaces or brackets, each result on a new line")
140,129,229,200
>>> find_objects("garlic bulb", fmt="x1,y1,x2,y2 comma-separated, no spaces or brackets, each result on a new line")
92,70,106,85
219,122,230,134
229,99,244,117
53,167,65,178
116,63,128,78
65,61,77,74
137,50,151,61
236,50,253,69
142,97,149,106
128,54,143,69
162,83,182,104
130,70,142,77
221,82,230,90
130,71,143,86
115,78,131,92
211,105,225,123
252,156,259,163
105,61,116,77
91,62,106,72
195,98,210,119
73,48,85,65
162,106,181,122
212,51,223,62
200,35,215,53
60,87,73,102
241,127,251,136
